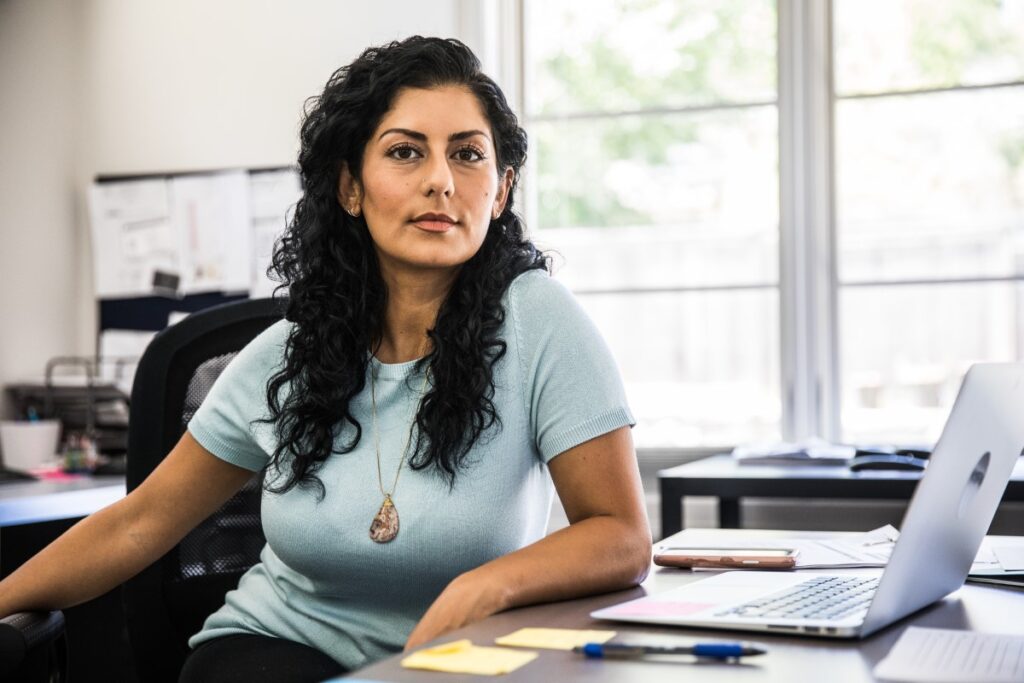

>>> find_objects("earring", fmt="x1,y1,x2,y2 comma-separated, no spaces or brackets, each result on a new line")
346,205,361,218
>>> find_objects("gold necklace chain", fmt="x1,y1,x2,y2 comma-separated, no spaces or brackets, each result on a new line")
370,363,431,499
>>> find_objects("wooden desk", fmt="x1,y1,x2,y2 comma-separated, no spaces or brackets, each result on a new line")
347,530,1024,682
658,454,1024,537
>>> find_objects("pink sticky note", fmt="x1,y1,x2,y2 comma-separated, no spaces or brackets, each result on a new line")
607,600,714,618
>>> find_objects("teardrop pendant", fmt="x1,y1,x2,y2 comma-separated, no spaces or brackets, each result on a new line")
370,495,400,543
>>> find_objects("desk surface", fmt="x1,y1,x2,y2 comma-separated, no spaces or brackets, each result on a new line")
0,475,125,527
348,529,1024,682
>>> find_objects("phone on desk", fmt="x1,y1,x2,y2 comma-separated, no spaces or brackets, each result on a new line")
653,547,798,570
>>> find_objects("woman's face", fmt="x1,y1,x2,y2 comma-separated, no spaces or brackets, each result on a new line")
339,85,513,278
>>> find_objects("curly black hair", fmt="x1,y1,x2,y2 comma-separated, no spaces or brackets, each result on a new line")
262,36,549,497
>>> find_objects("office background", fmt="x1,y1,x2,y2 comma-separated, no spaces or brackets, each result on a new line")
2,0,1023,535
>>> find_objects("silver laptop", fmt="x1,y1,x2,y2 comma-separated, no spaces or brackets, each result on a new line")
593,363,1024,638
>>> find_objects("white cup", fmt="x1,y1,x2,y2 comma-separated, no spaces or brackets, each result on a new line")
0,420,62,471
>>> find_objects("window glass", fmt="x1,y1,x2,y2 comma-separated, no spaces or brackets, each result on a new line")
835,86,1024,282
524,0,781,448
526,0,776,116
834,0,1024,96
839,282,1021,444
532,108,779,289
578,289,782,446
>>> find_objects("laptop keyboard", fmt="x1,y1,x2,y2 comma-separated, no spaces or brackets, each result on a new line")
715,576,880,621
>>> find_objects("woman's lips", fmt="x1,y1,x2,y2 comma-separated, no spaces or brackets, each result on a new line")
412,219,456,232
411,213,457,232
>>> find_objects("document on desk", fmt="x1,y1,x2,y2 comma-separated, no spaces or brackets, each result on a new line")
668,526,899,570
666,529,1021,572
874,627,1024,682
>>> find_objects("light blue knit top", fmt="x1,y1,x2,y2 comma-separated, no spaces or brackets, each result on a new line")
186,269,634,669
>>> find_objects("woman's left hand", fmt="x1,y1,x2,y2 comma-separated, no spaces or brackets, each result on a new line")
404,570,507,651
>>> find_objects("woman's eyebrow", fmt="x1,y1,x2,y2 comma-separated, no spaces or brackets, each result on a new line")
377,128,490,142
449,129,490,142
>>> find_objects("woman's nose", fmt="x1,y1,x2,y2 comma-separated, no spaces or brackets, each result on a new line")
421,154,455,198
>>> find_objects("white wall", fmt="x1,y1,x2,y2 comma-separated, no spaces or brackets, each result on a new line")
0,0,83,417
0,0,469,417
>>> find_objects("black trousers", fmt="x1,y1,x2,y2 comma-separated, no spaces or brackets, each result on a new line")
178,633,347,683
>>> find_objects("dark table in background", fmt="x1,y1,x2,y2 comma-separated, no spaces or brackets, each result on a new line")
658,454,1024,537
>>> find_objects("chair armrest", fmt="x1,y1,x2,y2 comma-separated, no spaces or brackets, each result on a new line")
0,610,65,674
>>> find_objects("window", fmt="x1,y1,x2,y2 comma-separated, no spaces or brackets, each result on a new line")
523,0,781,448
518,0,1024,449
833,0,1024,444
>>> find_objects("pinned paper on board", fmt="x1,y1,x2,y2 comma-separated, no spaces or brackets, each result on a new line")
171,172,251,295
89,179,179,298
249,169,302,298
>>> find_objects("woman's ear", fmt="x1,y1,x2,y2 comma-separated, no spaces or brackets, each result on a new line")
492,167,515,219
337,163,363,217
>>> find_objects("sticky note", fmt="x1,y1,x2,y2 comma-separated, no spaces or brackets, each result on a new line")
401,639,538,675
495,627,617,650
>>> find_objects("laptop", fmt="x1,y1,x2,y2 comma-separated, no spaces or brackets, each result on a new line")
593,363,1024,638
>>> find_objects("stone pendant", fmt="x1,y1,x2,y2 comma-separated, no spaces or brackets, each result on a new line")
370,495,400,543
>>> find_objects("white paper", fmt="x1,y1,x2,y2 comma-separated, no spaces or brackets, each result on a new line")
88,179,180,297
874,627,1024,682
667,526,900,570
248,168,301,298
992,545,1024,572
98,330,158,395
793,525,898,568
969,537,1024,575
663,530,1019,574
170,171,252,294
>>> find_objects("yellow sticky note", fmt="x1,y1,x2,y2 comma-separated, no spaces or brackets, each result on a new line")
401,639,538,675
494,627,617,650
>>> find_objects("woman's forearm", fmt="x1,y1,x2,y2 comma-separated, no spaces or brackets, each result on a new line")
0,498,163,617
0,433,254,619
467,513,652,615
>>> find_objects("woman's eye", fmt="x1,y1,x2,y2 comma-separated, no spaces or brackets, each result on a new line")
388,145,421,160
454,147,484,162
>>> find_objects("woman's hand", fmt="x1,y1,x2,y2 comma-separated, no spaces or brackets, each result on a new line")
404,570,508,651
404,427,650,652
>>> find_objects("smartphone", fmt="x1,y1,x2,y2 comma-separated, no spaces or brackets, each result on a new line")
653,546,798,570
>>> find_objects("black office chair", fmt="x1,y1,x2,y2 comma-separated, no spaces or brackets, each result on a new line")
122,297,284,683
0,610,66,682
0,298,285,682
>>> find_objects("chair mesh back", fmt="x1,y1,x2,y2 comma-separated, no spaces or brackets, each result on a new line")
169,356,264,585
171,353,265,584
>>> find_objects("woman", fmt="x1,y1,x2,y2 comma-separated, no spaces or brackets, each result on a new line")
0,36,650,682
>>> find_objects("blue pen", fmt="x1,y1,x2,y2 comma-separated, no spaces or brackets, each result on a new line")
575,642,767,660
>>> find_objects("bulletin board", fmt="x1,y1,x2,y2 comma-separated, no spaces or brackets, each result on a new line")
88,166,301,391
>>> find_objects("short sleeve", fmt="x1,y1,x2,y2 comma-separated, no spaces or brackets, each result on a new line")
509,271,635,463
187,319,291,472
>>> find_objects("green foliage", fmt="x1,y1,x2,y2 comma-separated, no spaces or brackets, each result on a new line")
910,0,1023,86
531,0,776,229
